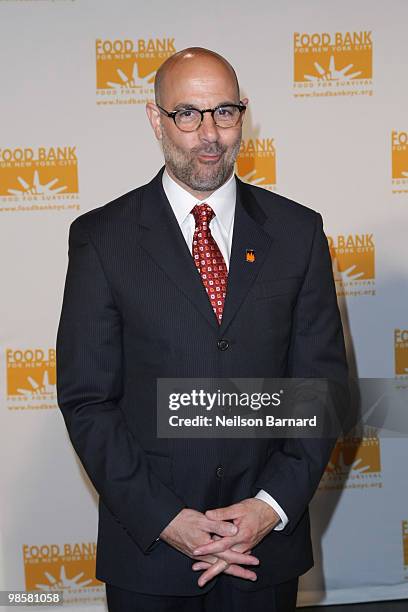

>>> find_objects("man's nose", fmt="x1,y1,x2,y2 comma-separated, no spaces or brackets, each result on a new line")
198,112,219,143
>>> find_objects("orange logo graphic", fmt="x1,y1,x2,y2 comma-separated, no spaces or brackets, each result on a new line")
392,131,408,194
246,249,255,263
327,233,375,297
0,146,79,211
403,521,408,569
6,348,56,410
96,38,176,105
23,542,104,606
320,430,382,490
395,329,408,377
293,31,373,98
236,138,276,190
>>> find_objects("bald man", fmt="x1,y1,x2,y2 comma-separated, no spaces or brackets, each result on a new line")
56,47,348,611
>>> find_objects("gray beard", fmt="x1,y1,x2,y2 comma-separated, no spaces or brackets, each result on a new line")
161,129,241,192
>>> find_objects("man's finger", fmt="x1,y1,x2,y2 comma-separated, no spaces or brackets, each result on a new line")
230,542,252,554
195,550,258,566
193,535,241,556
212,534,253,555
223,564,258,581
218,550,259,566
202,518,237,537
194,554,218,565
205,504,241,521
197,558,229,587
192,561,257,581
192,561,211,571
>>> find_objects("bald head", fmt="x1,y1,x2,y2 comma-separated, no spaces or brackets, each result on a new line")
154,47,240,106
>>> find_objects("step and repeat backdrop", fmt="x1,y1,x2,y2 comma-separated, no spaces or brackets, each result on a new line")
1,0,407,609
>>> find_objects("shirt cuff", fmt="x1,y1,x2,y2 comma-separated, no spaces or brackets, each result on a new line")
255,489,289,531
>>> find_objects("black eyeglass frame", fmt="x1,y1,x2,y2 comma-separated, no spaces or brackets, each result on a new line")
156,101,247,131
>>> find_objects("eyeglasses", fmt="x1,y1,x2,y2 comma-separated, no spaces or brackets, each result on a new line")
156,102,247,132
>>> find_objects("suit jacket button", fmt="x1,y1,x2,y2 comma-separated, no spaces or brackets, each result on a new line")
217,339,230,351
216,466,224,478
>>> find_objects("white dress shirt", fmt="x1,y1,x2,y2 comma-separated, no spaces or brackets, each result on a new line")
162,167,289,531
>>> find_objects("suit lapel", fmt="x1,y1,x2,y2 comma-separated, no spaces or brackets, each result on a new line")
137,168,220,330
136,167,273,334
218,178,273,335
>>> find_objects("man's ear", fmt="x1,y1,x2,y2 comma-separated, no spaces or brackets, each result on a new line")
145,102,163,140
239,97,249,125
241,97,249,114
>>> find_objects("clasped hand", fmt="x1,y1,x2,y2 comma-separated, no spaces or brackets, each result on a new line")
159,498,280,587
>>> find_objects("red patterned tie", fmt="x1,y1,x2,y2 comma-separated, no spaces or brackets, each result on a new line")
191,203,228,325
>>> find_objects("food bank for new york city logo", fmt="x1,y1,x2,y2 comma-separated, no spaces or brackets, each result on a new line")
320,431,382,490
96,38,176,105
6,348,56,405
236,138,276,190
23,542,103,598
394,329,408,377
327,233,375,297
293,30,373,98
392,131,408,194
0,147,79,203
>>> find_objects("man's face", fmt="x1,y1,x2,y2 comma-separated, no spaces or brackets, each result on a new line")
147,57,247,194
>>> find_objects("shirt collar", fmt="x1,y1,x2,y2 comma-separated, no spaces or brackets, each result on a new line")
162,167,236,235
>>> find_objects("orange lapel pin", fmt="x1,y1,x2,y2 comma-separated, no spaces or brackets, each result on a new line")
246,249,256,263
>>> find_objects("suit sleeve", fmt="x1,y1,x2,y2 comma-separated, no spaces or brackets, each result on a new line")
56,217,186,554
253,212,349,535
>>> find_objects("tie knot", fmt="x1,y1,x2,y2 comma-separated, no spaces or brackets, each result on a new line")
191,203,215,226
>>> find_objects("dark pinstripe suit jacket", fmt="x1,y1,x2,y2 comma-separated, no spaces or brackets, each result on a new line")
56,166,348,596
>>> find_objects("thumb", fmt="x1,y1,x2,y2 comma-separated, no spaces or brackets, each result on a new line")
211,520,238,537
206,505,240,520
